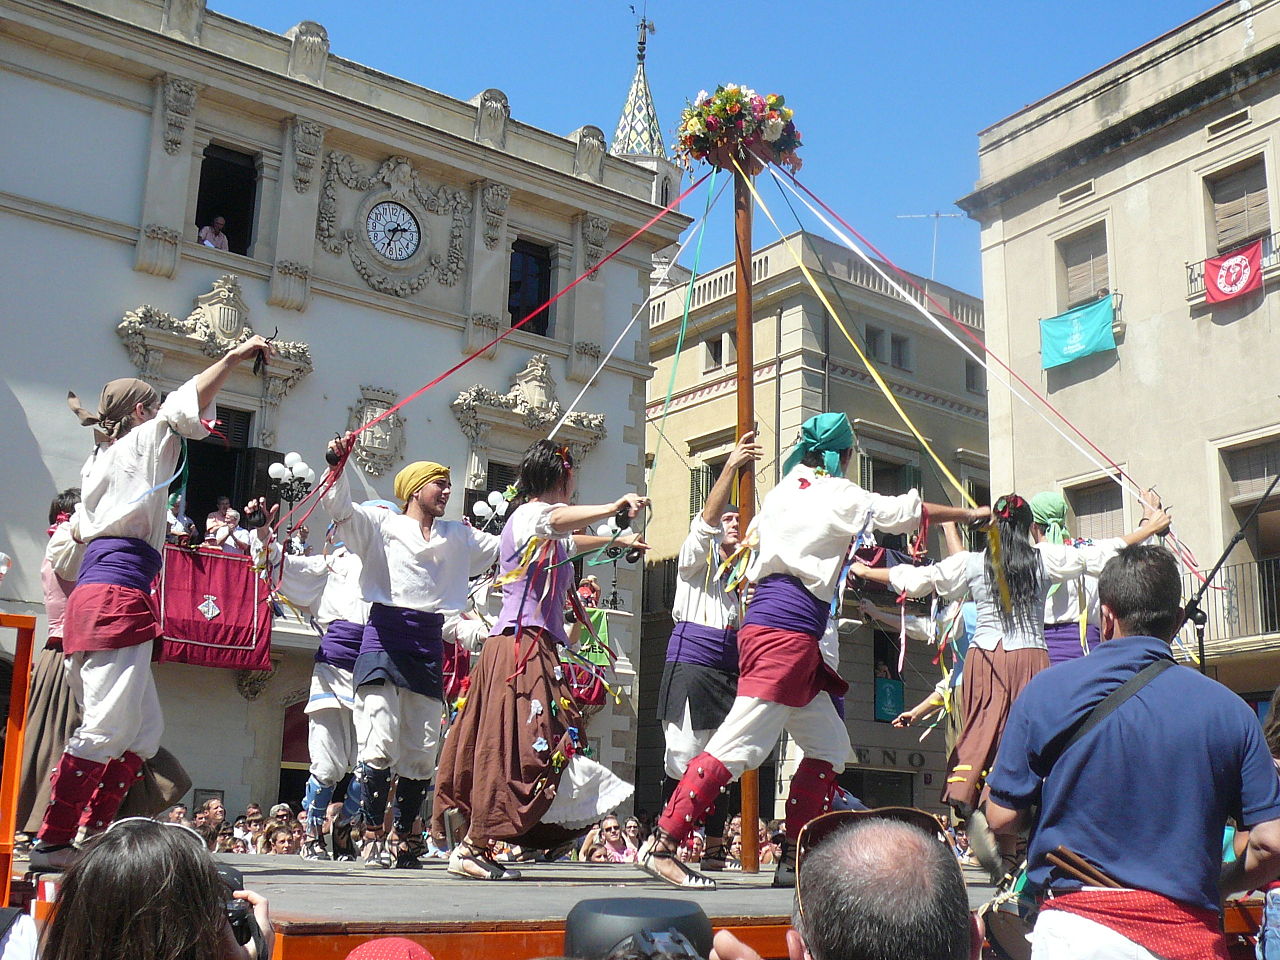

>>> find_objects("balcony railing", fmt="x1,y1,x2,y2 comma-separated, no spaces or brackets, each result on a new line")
1177,557,1280,653
1186,231,1280,299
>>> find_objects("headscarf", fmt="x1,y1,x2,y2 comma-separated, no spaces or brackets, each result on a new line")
782,412,855,477
67,378,159,444
394,461,449,507
1029,491,1070,544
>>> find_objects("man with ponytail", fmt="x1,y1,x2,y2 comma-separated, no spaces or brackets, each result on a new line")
853,492,1169,834
639,412,985,890
323,433,499,869
31,335,272,871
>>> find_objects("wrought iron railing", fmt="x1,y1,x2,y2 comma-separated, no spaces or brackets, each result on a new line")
1186,231,1280,298
1178,557,1280,647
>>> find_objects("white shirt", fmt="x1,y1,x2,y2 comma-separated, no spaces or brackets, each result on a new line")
1044,568,1100,625
324,469,499,616
507,500,576,552
673,516,738,630
888,539,1125,652
69,377,212,551
746,465,923,603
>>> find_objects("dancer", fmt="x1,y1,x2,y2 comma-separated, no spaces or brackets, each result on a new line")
31,336,272,870
323,435,499,869
637,412,986,890
852,491,1169,824
656,432,760,859
1029,491,1101,665
432,440,642,881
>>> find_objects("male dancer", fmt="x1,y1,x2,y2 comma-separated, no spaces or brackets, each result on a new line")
637,412,987,889
657,432,760,858
32,335,271,869
324,433,499,869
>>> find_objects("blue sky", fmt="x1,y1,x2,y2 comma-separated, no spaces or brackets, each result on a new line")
211,0,1214,297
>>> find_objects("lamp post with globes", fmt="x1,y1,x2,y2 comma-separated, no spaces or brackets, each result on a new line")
267,452,315,546
594,517,642,611
470,489,509,531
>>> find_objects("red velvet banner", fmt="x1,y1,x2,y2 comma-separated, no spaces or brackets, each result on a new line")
159,547,272,670
1205,239,1263,303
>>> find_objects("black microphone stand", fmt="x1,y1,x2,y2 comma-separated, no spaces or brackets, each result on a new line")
1181,468,1280,675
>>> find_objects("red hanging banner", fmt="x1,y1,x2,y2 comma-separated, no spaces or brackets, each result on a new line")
159,547,272,670
1205,239,1263,303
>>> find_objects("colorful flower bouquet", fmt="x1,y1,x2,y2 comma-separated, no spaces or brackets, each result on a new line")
674,84,802,173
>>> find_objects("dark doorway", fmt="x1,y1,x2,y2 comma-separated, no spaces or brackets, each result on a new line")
195,144,259,256
838,768,915,808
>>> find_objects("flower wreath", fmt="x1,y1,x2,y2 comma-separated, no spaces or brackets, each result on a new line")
674,84,802,173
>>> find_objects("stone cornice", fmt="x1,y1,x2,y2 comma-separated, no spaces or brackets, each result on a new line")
4,0,689,241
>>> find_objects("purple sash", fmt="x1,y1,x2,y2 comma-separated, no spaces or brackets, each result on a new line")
1043,620,1102,666
742,574,828,638
316,619,363,671
77,537,162,591
355,603,444,699
665,620,738,674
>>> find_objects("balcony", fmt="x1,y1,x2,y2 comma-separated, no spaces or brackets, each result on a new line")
1185,231,1280,300
1177,558,1280,659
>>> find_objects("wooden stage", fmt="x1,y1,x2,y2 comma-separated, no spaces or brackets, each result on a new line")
228,855,999,960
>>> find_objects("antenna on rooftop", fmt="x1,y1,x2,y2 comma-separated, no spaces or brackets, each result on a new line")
896,210,963,280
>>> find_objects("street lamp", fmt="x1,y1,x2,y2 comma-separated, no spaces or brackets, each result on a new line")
471,489,509,530
268,451,315,512
594,518,641,610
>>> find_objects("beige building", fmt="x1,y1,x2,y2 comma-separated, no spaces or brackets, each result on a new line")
638,230,987,816
0,0,685,814
959,1,1280,705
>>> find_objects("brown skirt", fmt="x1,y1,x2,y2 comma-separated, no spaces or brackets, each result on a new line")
17,647,190,833
432,628,586,846
941,643,1048,812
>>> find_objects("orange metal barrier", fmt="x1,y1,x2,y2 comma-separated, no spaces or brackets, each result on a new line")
0,613,37,907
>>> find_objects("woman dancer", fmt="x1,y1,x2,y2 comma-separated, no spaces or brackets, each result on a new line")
852,491,1169,822
432,440,643,880
1030,491,1101,665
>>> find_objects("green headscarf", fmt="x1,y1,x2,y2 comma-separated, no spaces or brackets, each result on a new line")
1029,491,1069,544
782,412,855,477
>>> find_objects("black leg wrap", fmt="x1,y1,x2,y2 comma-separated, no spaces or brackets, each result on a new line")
393,777,431,835
355,762,392,827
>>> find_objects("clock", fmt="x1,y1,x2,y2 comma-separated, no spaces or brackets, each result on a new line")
365,201,421,261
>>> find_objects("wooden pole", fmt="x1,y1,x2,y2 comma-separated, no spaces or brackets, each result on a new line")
733,159,760,874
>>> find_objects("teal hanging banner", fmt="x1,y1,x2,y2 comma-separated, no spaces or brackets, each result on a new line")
873,677,904,723
1039,296,1116,369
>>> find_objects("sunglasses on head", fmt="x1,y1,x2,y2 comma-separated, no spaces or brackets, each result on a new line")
794,807,951,926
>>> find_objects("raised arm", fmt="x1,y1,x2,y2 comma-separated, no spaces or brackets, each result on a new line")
546,493,649,535
194,335,273,411
701,432,762,528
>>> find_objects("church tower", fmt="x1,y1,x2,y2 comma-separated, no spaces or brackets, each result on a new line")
610,16,682,213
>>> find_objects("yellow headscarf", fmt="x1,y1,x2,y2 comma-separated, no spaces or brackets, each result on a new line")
394,461,449,507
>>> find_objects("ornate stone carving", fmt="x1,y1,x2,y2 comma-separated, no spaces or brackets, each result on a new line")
268,260,311,311
135,223,182,278
572,126,607,183
161,76,198,155
285,21,329,85
234,663,277,701
315,151,473,296
480,182,511,250
161,0,204,42
580,215,610,280
451,353,606,453
463,313,502,358
474,89,510,149
117,275,312,382
568,339,602,384
346,385,406,477
290,118,326,193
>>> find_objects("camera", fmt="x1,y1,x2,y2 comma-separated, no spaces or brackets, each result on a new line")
225,898,254,946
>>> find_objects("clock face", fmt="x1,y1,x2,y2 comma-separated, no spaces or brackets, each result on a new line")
365,201,421,261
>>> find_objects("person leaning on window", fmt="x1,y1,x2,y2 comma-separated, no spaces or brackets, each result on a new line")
199,217,229,251
40,818,272,960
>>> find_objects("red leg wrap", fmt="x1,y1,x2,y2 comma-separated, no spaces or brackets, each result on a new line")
784,758,839,840
80,751,145,832
657,753,733,844
38,753,108,846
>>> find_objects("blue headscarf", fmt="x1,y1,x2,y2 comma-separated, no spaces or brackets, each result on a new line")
782,412,855,477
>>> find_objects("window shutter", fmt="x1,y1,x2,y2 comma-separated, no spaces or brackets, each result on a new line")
1213,161,1270,252
904,463,923,494
1069,482,1124,540
688,465,714,517
858,453,874,490
1225,439,1280,499
215,406,253,448
1062,226,1109,307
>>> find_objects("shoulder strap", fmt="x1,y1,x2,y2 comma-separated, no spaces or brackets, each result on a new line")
1060,658,1176,756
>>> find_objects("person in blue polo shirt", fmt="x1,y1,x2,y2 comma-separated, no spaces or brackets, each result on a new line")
985,545,1280,960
